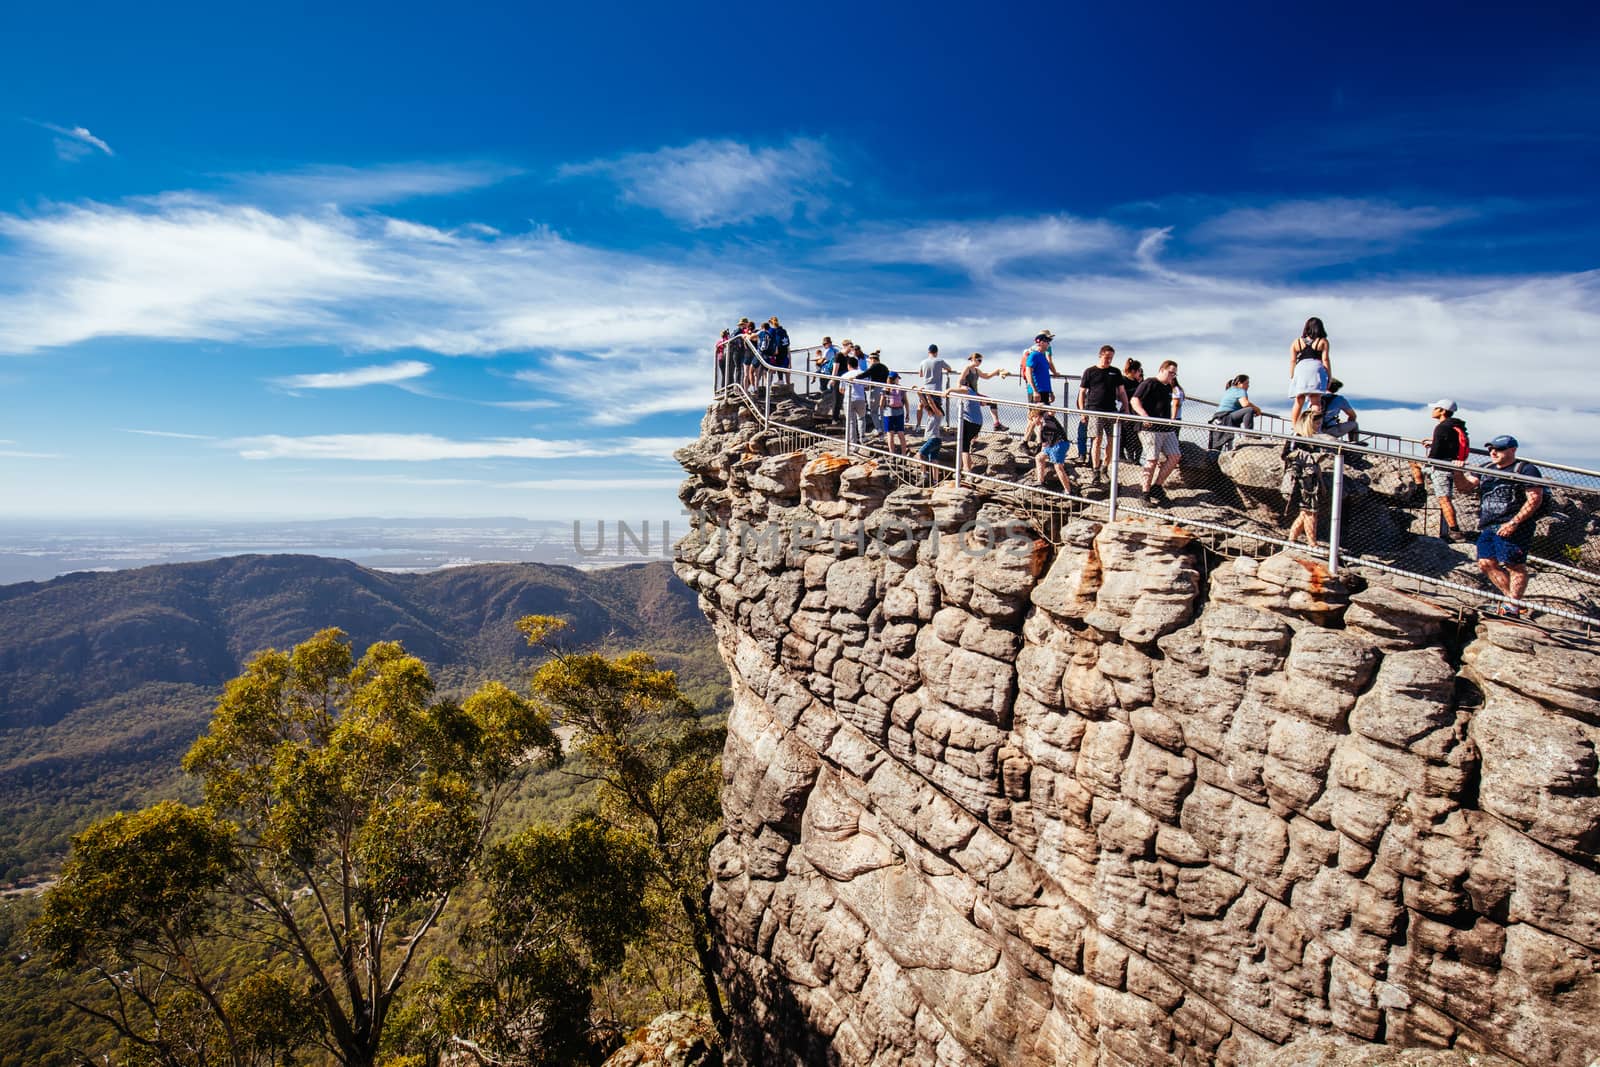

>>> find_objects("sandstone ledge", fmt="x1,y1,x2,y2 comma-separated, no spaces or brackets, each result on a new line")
676,400,1600,1067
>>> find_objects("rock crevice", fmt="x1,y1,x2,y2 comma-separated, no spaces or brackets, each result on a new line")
675,401,1600,1067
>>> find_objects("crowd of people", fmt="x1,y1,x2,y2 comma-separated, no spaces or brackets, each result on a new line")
716,316,1552,617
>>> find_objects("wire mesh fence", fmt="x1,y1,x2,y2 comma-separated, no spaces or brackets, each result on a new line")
710,335,1600,628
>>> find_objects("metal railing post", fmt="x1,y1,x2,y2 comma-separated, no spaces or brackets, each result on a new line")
1328,448,1346,575
844,389,853,456
763,370,772,424
1108,419,1122,522
954,413,964,488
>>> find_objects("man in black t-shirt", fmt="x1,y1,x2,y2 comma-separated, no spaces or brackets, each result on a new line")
1454,434,1544,616
1130,360,1181,504
1076,344,1128,485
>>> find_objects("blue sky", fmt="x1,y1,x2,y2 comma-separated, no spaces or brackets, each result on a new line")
2,0,1597,520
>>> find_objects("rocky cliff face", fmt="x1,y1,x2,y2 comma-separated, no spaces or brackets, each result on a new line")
673,399,1600,1067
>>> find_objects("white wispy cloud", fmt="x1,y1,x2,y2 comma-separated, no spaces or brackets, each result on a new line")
224,433,693,461
0,198,732,356
120,429,218,439
1197,198,1474,242
0,176,1595,466
271,359,433,390
0,449,62,459
833,214,1125,277
228,162,518,207
496,477,684,491
561,137,840,227
29,121,114,160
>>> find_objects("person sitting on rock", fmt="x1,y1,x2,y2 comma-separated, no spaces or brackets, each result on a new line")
1318,379,1359,441
1033,410,1073,493
1454,434,1544,617
1207,373,1260,451
1283,409,1326,550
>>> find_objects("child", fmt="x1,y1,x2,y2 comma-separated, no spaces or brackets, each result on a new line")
882,373,908,455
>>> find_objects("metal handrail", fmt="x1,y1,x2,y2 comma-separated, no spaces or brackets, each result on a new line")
711,333,1600,628
719,333,1596,481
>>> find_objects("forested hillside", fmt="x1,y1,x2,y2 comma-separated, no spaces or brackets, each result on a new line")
0,555,719,885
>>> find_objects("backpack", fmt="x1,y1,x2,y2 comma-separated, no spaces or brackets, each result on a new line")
1039,415,1067,447
1452,422,1469,462
754,328,775,357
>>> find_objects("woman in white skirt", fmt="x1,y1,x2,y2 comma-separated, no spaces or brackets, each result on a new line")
1289,316,1330,425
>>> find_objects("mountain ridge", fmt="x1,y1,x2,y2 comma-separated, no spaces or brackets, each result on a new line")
0,555,716,883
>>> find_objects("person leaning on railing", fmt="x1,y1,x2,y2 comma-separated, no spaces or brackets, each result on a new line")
1455,434,1544,617
917,344,954,434
813,336,839,407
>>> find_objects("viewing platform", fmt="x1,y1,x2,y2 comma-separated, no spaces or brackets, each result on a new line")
713,336,1600,630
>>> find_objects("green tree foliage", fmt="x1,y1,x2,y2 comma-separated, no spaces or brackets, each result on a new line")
38,629,561,1067
517,616,728,1041
396,818,654,1064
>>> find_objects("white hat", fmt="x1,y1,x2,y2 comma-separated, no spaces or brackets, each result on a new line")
1430,398,1457,414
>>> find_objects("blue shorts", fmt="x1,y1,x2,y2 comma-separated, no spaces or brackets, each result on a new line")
1477,528,1528,566
1044,441,1069,465
917,438,941,461
884,411,905,432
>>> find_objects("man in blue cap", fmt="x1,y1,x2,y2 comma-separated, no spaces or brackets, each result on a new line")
1455,434,1544,616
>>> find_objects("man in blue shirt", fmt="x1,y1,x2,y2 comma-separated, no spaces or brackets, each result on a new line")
1455,434,1544,616
1023,333,1058,405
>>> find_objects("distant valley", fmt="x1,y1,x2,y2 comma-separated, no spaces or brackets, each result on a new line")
0,554,719,886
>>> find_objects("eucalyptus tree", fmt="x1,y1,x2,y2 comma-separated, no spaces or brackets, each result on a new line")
39,628,560,1067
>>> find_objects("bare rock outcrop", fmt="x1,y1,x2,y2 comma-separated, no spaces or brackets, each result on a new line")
675,400,1600,1067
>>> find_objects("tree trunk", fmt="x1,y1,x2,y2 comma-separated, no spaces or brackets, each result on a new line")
679,889,728,1041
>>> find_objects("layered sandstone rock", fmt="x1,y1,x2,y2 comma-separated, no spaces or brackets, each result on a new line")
674,400,1600,1067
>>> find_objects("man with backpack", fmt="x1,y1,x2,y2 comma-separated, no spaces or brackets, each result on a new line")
1454,434,1545,616
752,320,776,385
769,317,792,385
1411,399,1470,542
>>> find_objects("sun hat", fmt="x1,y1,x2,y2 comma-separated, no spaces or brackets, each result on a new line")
1430,399,1457,413
1038,329,1055,340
